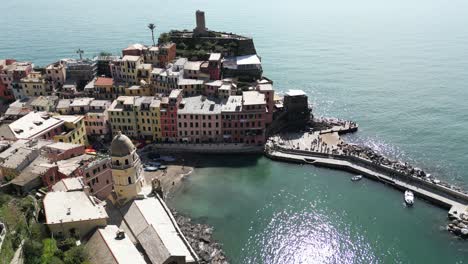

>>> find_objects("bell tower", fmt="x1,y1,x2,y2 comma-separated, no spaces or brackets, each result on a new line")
110,132,145,203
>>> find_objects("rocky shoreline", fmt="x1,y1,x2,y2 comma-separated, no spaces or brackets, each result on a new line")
171,210,229,264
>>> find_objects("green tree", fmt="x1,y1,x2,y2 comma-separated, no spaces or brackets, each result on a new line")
99,51,113,57
64,246,88,264
41,238,59,264
148,23,156,46
57,238,76,252
49,256,65,264
159,33,170,44
20,196,36,223
23,239,43,264
178,42,188,50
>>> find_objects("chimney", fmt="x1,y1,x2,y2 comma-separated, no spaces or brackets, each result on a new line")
116,229,125,239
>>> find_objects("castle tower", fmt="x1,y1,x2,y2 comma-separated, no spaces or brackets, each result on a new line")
110,132,145,202
194,10,208,36
196,10,207,31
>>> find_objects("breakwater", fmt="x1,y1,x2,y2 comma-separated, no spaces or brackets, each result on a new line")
266,120,468,238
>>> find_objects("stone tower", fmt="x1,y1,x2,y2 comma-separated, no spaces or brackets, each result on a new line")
110,132,145,203
194,10,208,36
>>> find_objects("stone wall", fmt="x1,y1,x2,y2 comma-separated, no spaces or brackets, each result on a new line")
271,147,468,206
151,143,263,154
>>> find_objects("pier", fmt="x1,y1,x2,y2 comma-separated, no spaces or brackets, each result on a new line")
266,120,468,237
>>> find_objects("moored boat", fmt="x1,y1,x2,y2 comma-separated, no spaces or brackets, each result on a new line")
351,175,363,181
404,190,414,206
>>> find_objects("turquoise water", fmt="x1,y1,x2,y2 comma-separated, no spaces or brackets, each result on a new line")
2,0,468,262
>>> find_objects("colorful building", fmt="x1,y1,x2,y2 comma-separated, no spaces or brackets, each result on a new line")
160,89,182,142
177,96,222,143
45,61,66,90
19,72,50,98
85,100,111,137
2,112,65,141
53,115,88,146
157,42,177,68
110,55,143,85
0,60,33,100
208,53,222,80
93,77,114,99
134,96,161,141
107,96,161,141
108,96,138,138
221,91,267,145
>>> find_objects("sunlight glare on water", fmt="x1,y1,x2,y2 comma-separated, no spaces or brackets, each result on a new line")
242,192,376,264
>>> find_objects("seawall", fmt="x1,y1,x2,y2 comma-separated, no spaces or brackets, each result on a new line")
265,147,468,218
150,143,264,154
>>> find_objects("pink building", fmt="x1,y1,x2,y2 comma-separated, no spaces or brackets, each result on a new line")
81,156,113,200
49,154,113,200
177,96,222,143
85,100,111,137
204,80,222,98
42,142,86,162
207,53,222,80
0,59,33,100
3,112,64,141
122,43,147,57
221,91,267,145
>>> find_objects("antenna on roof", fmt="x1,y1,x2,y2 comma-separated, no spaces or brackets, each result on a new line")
76,49,84,60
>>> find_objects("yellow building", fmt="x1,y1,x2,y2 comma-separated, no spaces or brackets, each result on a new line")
124,84,153,96
19,72,50,98
110,55,145,85
134,96,161,142
108,96,161,141
53,115,88,146
93,77,114,100
150,99,162,142
110,132,145,203
108,96,138,138
136,63,153,84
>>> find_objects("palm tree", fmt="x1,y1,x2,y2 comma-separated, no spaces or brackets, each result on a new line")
148,23,156,46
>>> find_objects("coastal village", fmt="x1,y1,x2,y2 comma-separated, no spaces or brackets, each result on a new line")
0,11,310,264
1,10,468,264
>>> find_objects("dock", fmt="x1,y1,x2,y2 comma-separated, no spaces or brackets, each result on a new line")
266,121,468,237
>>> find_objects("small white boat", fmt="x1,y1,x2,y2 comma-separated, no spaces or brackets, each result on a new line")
351,175,363,181
404,190,414,206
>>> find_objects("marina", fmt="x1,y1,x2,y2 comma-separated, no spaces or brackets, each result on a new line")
266,120,468,238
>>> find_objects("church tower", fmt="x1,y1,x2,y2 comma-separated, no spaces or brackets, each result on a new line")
110,132,145,203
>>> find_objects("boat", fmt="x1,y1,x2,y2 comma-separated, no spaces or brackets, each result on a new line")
404,190,414,206
144,166,158,172
351,175,363,181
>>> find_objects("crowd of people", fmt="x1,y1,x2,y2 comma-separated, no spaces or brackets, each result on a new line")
268,118,467,196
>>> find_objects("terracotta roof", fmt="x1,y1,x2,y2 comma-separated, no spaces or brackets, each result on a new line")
95,77,113,86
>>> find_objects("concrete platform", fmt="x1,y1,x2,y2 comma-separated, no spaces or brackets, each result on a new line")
266,149,468,221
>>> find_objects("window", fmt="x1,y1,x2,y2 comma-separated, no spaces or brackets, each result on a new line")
128,177,132,184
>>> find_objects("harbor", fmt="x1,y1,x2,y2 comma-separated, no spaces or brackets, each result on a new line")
266,118,468,238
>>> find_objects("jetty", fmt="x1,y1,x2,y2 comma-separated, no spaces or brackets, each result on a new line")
266,119,468,237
